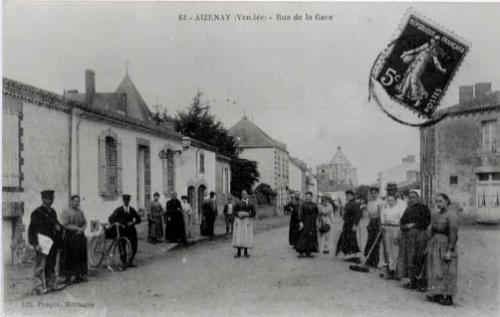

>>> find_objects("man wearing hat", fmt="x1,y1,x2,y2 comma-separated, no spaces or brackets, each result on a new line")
28,190,66,294
386,183,407,209
109,194,141,267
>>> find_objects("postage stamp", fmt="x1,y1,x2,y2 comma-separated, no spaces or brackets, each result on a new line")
375,13,469,118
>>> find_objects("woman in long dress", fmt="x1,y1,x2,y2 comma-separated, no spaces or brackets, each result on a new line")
426,193,458,306
364,186,383,268
61,195,88,283
233,190,256,258
295,192,319,258
335,190,362,257
318,196,334,254
148,192,164,244
181,196,194,239
395,35,447,107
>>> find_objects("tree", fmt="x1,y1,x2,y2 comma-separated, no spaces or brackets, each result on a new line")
175,91,238,157
230,158,260,197
255,183,277,205
173,91,260,196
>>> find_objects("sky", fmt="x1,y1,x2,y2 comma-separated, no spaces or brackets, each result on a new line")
3,1,500,184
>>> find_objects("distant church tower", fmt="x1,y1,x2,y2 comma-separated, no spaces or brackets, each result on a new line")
316,146,358,192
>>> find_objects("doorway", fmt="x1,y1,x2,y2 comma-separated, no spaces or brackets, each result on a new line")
197,185,207,222
137,144,151,214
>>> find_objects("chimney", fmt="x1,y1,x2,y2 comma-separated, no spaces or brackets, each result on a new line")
474,82,492,98
85,69,95,105
459,85,473,104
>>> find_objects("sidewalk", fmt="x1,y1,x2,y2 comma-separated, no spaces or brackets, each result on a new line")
3,213,289,302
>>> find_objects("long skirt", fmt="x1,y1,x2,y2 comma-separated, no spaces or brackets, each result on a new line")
427,233,457,296
61,231,88,278
148,216,163,240
357,217,369,253
364,218,381,267
398,228,428,284
289,218,300,246
232,217,254,248
335,223,360,256
382,225,400,271
295,228,319,254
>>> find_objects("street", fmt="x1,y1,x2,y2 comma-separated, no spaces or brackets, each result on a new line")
4,224,499,317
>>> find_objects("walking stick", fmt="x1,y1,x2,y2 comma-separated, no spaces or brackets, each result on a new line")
349,230,383,273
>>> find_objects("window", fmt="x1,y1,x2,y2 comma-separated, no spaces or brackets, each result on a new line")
478,173,489,181
481,120,497,152
2,103,22,189
98,130,122,197
199,152,205,174
224,167,230,194
449,176,458,185
106,137,118,190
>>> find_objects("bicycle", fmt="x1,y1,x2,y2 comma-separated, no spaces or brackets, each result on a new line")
89,222,132,271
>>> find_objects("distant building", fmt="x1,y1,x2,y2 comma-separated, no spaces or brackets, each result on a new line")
317,146,358,192
228,116,289,213
421,82,500,223
305,169,318,200
378,155,420,195
288,156,307,195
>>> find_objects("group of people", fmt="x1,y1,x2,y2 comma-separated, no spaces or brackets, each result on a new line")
285,183,459,306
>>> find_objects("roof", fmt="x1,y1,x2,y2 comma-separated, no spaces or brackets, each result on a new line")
289,156,308,170
115,73,152,121
434,91,500,118
4,77,183,141
330,146,351,166
64,91,127,114
228,116,287,151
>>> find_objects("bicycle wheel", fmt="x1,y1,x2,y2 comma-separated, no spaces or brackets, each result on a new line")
88,235,106,268
109,237,132,271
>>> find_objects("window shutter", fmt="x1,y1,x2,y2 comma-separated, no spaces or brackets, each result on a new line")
116,139,123,195
98,135,107,195
162,158,168,196
144,147,151,211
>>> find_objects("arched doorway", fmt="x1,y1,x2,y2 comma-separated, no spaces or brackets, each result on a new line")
197,185,207,222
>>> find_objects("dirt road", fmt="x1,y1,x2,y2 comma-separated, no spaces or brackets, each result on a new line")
4,224,499,317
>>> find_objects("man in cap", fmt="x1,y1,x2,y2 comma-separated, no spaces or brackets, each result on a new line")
28,190,66,294
109,194,141,267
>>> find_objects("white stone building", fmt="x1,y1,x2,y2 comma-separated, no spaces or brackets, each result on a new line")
288,156,307,195
228,116,289,213
377,155,419,195
2,72,230,264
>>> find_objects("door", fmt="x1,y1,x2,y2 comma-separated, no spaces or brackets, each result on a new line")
137,145,151,214
187,186,195,220
197,185,207,222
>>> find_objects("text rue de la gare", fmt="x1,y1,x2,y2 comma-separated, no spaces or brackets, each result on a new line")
179,13,334,22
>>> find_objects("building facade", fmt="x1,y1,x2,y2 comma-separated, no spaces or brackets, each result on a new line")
2,72,228,264
377,155,420,195
421,82,500,223
228,116,289,213
288,156,307,195
316,146,358,193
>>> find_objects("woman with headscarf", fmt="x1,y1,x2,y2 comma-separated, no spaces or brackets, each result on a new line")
318,196,334,254
295,191,319,258
398,190,431,290
364,186,383,268
61,195,88,283
148,192,164,244
426,193,459,306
